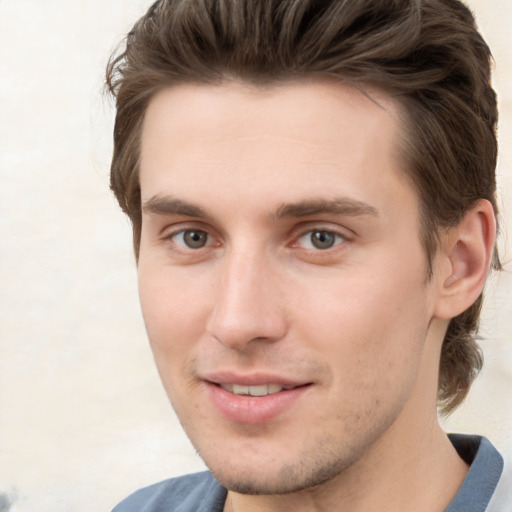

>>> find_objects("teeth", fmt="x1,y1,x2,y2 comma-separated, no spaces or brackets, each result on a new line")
267,384,284,394
221,384,290,396
233,384,250,395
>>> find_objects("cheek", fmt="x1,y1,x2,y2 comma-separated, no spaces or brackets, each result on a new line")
299,282,429,435
137,268,213,412
137,266,212,360
296,265,430,385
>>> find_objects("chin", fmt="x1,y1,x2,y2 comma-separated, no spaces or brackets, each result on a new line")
201,439,363,495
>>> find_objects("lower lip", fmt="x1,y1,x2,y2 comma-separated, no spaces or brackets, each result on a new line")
206,383,310,425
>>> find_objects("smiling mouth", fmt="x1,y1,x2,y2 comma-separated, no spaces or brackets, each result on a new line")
208,381,312,423
218,383,306,396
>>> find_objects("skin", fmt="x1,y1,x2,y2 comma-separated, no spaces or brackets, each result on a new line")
137,80,493,512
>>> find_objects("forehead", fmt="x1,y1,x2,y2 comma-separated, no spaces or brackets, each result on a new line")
141,79,401,155
139,80,415,220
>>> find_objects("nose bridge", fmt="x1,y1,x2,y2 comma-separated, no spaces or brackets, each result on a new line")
206,244,286,349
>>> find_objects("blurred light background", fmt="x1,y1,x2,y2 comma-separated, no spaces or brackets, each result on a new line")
0,1,510,511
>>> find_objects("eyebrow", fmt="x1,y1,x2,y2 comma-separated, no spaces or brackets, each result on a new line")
275,198,379,219
142,197,208,218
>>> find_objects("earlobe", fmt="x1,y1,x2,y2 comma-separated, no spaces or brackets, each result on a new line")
434,199,496,320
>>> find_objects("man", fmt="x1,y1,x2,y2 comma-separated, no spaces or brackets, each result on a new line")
107,0,508,510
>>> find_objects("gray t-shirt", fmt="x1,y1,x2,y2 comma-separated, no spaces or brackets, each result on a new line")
112,435,506,512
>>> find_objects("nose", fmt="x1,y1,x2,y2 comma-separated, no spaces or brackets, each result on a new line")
206,249,288,351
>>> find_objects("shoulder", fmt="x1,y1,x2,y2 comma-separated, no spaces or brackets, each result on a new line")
112,471,227,512
486,444,512,512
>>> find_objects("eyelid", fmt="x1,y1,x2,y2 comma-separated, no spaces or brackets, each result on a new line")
297,230,345,250
171,229,211,249
290,223,352,245
160,220,214,239
160,222,221,252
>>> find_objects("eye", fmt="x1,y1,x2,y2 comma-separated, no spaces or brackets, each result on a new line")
172,229,210,249
298,230,344,250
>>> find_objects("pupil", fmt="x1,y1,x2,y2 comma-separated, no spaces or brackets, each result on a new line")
311,231,335,249
184,230,207,248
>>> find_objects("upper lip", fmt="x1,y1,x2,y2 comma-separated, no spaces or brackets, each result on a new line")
202,371,310,388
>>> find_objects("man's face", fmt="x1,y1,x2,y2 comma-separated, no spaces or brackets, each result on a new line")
137,81,445,493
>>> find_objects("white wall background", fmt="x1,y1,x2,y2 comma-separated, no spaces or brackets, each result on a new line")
0,1,510,511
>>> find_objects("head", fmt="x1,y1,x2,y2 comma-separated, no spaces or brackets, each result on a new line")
107,0,500,496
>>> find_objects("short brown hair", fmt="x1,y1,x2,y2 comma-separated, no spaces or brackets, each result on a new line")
106,0,500,414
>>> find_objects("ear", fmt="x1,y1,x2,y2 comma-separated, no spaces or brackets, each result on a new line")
433,199,496,320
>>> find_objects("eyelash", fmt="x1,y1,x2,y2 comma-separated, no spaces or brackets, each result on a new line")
294,229,346,251
164,228,216,251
